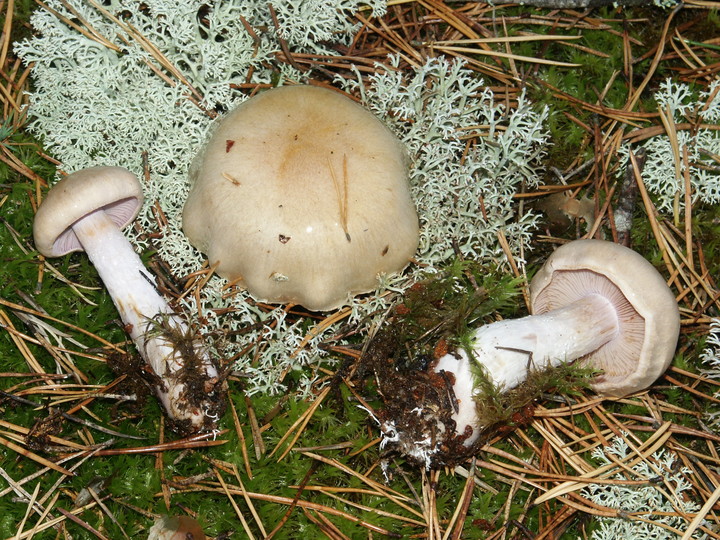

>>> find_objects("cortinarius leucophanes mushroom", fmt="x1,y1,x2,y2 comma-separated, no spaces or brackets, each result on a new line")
34,166,226,435
382,239,680,466
183,85,419,311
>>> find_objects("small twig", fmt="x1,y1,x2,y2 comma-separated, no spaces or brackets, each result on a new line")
615,148,646,247
56,506,112,540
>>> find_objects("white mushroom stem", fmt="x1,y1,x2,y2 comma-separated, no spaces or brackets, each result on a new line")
70,209,221,432
434,293,619,445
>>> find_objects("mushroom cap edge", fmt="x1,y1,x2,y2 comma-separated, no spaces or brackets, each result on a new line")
33,166,143,258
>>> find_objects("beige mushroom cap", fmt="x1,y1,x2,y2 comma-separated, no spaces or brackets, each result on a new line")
34,166,143,257
530,239,680,397
183,85,419,311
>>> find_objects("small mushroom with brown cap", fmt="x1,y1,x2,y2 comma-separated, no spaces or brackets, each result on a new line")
382,239,680,466
147,515,205,540
183,85,419,311
33,166,226,435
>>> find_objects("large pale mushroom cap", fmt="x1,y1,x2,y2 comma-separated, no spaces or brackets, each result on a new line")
183,85,419,311
529,239,680,397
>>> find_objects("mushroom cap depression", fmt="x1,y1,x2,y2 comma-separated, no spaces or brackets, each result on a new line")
529,239,680,397
33,166,143,257
182,85,419,311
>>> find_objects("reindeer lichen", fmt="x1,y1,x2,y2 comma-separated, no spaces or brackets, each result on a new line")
618,78,720,215
701,318,720,428
582,435,705,539
342,56,548,272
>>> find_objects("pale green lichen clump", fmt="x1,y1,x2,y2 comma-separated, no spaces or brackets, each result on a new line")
582,435,705,539
701,318,720,428
17,1,548,395
619,78,720,215
341,56,548,270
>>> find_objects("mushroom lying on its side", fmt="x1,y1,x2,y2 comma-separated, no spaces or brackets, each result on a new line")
183,85,419,312
34,167,226,435
378,239,680,466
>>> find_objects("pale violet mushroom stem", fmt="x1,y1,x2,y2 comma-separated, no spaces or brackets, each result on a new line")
434,293,619,446
71,209,223,433
34,167,226,435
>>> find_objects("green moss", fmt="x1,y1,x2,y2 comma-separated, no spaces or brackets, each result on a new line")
390,258,522,356
469,356,597,430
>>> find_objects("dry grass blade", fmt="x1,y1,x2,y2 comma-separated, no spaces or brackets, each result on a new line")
429,44,582,67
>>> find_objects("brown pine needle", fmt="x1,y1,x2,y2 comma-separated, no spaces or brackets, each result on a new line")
445,458,476,540
271,386,330,461
0,297,124,351
0,435,74,476
215,469,257,540
430,44,582,67
93,432,228,456
429,34,582,45
301,451,424,520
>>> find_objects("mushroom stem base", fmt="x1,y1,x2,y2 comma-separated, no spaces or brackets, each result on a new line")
71,209,225,433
